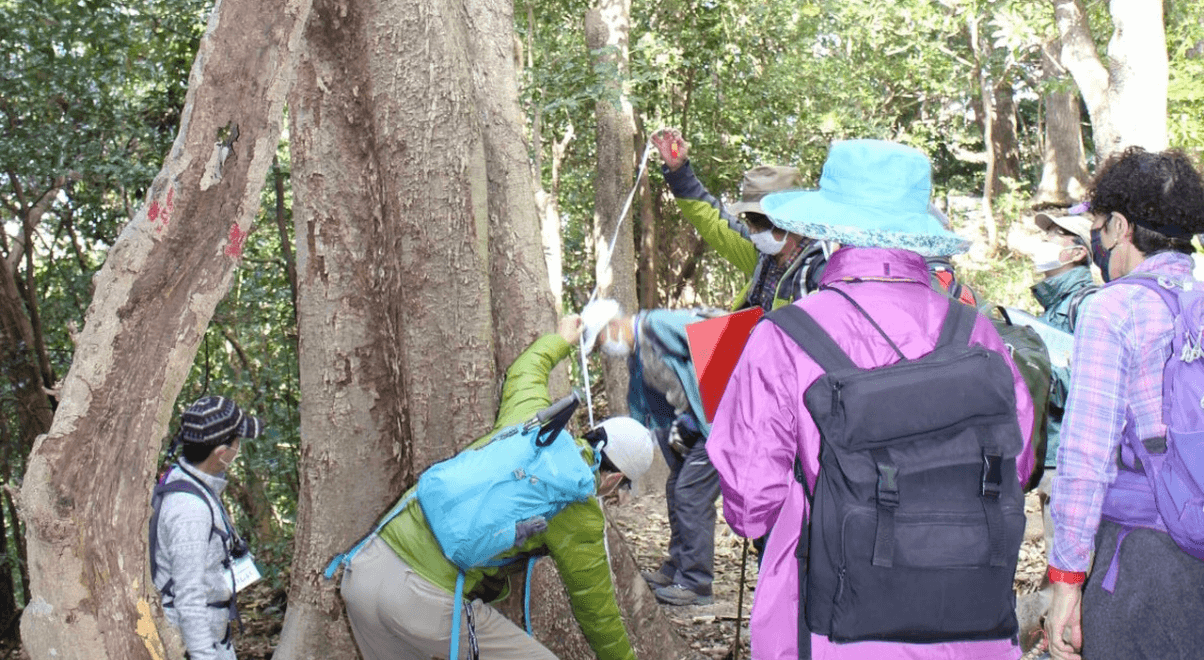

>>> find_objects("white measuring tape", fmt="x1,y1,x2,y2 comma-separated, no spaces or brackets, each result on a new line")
578,140,656,427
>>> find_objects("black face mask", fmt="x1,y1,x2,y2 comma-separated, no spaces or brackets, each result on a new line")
1091,219,1113,283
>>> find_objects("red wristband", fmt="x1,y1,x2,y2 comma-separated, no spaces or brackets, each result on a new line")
1048,566,1087,585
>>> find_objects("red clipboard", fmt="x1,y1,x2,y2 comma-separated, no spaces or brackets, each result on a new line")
685,307,764,423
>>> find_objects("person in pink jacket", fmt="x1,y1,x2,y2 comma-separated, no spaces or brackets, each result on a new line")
707,139,1035,660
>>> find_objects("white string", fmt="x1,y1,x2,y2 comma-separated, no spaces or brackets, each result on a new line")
580,141,655,427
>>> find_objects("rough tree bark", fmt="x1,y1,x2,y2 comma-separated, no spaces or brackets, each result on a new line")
1034,39,1089,207
586,0,639,416
465,0,563,377
273,0,498,654
15,0,313,656
1053,0,1168,158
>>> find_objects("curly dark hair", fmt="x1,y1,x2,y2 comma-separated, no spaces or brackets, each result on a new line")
1088,146,1204,255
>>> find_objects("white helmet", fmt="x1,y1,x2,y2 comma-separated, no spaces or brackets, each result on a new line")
595,416,654,483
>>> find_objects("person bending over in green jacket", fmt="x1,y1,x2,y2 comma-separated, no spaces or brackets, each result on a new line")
651,127,826,311
339,315,655,660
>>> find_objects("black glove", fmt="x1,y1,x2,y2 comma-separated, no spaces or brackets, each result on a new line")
667,414,703,456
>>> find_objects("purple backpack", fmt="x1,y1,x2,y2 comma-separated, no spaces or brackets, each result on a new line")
1098,274,1204,591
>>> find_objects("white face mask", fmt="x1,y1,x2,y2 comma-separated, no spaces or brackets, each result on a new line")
218,444,240,468
749,228,787,256
601,326,631,357
1031,240,1071,273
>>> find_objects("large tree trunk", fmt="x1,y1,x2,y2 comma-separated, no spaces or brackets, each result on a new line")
15,0,312,655
586,0,638,416
466,0,563,377
279,1,679,657
1053,0,1168,158
273,0,500,654
1034,39,1090,206
989,82,1021,194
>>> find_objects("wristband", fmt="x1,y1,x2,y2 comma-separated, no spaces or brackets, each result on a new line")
1047,566,1086,585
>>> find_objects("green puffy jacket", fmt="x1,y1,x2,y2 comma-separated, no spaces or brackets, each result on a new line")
378,334,636,660
661,161,824,310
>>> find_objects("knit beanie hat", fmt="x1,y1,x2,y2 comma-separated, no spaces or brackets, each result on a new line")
179,396,263,446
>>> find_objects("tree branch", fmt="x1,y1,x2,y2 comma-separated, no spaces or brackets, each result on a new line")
1052,0,1109,113
5,173,79,275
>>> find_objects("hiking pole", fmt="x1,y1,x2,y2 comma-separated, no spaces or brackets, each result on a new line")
580,140,655,427
726,537,750,660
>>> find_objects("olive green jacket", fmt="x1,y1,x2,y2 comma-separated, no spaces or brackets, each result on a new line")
661,161,824,310
378,334,635,660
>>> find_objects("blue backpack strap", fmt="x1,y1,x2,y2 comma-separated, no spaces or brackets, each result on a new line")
323,491,416,579
449,571,466,660
524,555,537,635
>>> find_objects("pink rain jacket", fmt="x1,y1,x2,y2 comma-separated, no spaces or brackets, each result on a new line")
708,247,1034,660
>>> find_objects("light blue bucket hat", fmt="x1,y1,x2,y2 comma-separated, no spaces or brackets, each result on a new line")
760,140,971,257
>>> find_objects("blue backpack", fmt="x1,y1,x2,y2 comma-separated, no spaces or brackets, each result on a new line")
1098,275,1204,590
325,393,596,659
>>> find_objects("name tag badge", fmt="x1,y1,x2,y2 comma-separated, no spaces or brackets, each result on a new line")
231,554,262,592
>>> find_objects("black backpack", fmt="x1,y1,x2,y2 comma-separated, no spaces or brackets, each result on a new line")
766,288,1025,653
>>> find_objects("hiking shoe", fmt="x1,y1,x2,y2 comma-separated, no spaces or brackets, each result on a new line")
641,570,673,589
654,584,713,606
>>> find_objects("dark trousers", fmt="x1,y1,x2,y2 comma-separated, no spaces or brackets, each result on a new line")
656,427,720,595
1081,520,1204,659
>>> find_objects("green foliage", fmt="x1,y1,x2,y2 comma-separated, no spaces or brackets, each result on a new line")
1166,2,1204,151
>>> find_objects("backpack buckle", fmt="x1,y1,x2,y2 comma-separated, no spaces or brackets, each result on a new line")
876,462,899,508
981,450,1003,499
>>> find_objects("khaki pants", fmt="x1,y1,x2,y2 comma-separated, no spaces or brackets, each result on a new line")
341,535,558,660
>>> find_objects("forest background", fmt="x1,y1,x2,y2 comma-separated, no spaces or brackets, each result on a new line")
1,0,1203,658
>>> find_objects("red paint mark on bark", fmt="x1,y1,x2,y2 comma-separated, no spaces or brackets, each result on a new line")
226,223,248,258
148,186,175,233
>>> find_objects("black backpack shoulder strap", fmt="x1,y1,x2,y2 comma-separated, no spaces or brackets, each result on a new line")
824,286,907,361
764,304,856,374
936,297,978,349
149,479,225,587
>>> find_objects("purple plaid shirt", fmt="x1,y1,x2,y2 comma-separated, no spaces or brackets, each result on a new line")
1049,251,1196,572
